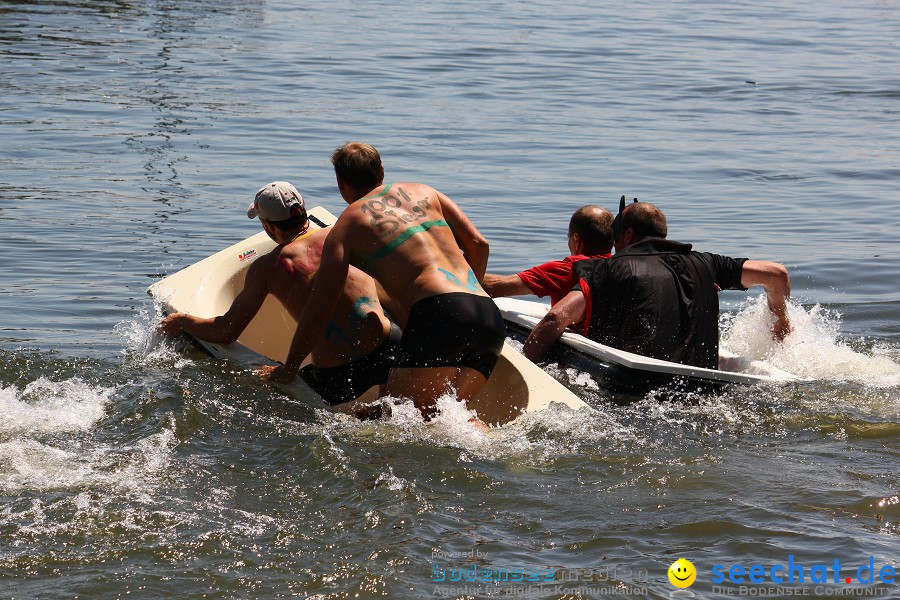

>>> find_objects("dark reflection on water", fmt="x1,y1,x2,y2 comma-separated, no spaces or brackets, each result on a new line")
0,0,898,597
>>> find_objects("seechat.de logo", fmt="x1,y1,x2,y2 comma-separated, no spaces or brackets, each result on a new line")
668,559,696,588
711,555,896,586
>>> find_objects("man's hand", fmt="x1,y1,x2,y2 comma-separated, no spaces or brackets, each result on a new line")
772,308,791,342
740,260,791,344
523,290,586,362
255,364,296,383
157,313,185,337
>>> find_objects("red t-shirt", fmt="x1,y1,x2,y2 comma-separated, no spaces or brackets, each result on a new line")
517,254,611,334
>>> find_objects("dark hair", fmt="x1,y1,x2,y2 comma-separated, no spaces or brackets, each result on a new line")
331,141,384,190
568,205,613,254
616,199,667,241
268,204,309,233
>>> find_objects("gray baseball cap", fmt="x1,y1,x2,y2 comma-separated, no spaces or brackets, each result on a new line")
247,181,305,221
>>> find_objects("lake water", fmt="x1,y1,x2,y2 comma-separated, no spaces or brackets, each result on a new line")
1,0,898,598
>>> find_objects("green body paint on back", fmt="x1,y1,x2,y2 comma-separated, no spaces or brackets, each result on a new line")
368,219,449,261
323,322,355,346
357,182,393,202
352,296,374,320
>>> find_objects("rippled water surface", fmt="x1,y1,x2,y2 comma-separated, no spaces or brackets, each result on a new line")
1,0,898,598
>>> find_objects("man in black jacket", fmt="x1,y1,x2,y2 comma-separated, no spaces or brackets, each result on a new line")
523,197,791,368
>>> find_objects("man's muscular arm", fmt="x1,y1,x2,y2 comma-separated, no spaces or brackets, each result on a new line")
741,259,791,341
158,258,270,344
436,190,489,280
481,273,533,298
523,290,586,362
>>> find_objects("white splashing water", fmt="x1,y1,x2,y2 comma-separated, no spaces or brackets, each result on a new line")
0,440,95,492
0,377,111,436
114,301,194,369
330,392,636,464
0,377,175,494
367,393,496,452
374,466,413,492
0,425,175,495
720,296,900,387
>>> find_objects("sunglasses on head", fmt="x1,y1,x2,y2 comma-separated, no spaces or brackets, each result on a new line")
612,195,639,238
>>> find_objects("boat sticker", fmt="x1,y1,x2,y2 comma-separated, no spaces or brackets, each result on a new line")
238,249,258,262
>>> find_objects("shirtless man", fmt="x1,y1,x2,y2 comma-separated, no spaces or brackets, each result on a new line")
159,181,400,408
266,143,505,420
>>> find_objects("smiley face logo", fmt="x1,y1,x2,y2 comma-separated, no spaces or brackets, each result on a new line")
668,558,696,588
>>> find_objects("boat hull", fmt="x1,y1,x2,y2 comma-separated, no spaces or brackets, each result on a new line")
149,207,590,425
494,296,804,394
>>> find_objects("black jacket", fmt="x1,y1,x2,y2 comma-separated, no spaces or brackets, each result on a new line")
573,238,746,369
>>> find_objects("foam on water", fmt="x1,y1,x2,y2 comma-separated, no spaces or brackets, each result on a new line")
344,393,497,454
0,426,175,496
0,377,111,437
326,392,639,466
0,374,175,495
0,440,96,493
114,301,195,369
721,296,900,388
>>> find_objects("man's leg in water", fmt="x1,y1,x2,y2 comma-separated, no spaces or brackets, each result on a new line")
385,366,488,427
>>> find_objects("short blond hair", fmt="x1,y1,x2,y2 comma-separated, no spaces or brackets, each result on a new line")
331,142,384,190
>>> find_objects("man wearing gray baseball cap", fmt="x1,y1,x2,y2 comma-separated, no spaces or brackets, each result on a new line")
160,181,401,408
246,181,305,221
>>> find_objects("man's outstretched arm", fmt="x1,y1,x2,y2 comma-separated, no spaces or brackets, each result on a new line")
741,259,791,341
158,259,269,345
481,273,533,298
523,289,586,362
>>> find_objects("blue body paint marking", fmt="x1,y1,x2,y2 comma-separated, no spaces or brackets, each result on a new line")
467,269,481,292
324,297,376,348
323,322,355,346
438,268,481,292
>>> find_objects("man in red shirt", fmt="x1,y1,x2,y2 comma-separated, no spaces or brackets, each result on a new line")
523,199,791,367
482,205,613,334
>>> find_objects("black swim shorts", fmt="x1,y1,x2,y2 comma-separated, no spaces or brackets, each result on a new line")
396,292,506,379
300,323,402,406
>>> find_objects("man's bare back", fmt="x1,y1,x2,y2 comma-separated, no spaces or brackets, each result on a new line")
330,182,490,312
160,181,398,408
270,144,505,424
260,227,390,368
